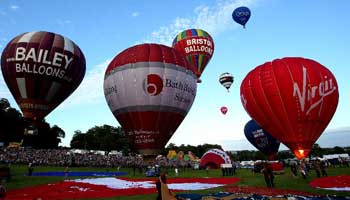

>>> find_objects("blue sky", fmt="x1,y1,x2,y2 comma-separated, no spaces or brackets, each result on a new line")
1,0,349,150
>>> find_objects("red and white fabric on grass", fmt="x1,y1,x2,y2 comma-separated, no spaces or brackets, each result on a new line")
6,177,239,200
309,175,350,191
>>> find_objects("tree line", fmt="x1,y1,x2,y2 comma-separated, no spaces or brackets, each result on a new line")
0,98,65,148
1,97,349,160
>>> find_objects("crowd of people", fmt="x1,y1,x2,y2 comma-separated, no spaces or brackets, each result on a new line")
0,148,198,171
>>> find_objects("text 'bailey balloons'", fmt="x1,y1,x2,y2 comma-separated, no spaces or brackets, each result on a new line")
244,119,280,160
219,72,234,92
240,57,339,159
232,7,251,28
1,31,86,121
220,106,228,115
104,43,197,156
172,29,214,82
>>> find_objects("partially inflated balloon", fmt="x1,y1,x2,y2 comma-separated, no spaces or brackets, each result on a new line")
220,106,228,115
172,29,214,81
244,119,280,160
104,43,197,156
1,31,86,121
232,7,251,28
240,57,338,159
219,72,234,92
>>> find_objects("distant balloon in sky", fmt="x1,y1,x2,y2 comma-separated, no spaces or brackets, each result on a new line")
220,106,228,115
219,72,234,92
1,31,86,121
240,57,339,159
104,43,197,156
172,29,214,82
232,6,251,28
244,119,280,160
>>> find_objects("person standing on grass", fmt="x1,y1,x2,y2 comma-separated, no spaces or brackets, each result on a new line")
0,183,6,200
261,162,274,188
320,160,328,177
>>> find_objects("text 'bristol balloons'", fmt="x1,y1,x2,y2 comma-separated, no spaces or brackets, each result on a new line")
1,31,86,121
172,29,214,81
232,6,251,28
244,119,280,160
104,43,197,156
240,57,339,159
220,106,228,115
219,72,234,92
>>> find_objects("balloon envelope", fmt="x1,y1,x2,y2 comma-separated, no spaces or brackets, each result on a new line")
104,43,197,156
200,148,231,169
172,29,214,81
1,31,86,121
244,119,280,160
240,57,338,159
220,106,228,115
219,72,234,92
232,6,251,28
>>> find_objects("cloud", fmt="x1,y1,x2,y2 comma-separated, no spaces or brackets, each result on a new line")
57,19,72,25
325,127,350,134
143,0,256,45
60,59,111,108
10,5,19,11
131,12,139,17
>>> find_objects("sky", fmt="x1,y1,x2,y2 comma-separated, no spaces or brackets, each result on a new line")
0,0,349,151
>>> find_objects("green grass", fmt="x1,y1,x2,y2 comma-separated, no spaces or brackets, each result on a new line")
3,165,350,199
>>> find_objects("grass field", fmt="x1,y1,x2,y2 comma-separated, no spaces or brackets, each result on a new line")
3,164,350,199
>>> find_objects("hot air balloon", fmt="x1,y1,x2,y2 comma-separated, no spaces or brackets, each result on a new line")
172,29,214,82
104,43,197,156
200,148,231,169
232,6,251,28
220,106,228,115
219,72,234,92
244,119,280,160
1,31,86,121
240,57,338,159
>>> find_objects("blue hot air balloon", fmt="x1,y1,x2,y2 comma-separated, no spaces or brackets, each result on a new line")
232,6,251,28
244,119,280,160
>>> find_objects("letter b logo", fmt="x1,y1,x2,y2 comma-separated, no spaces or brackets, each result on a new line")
143,74,163,96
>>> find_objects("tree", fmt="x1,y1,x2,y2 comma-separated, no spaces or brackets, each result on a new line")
70,125,129,152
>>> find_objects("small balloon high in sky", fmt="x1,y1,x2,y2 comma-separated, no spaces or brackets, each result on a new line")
232,6,251,28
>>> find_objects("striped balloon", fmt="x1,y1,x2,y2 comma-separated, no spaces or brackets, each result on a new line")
104,43,197,156
172,29,214,81
219,72,234,92
1,31,86,121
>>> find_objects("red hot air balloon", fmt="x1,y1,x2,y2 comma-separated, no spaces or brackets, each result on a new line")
172,29,214,82
1,31,86,121
240,57,338,159
104,43,197,156
220,106,228,115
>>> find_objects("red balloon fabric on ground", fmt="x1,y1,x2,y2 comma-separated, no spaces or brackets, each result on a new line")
309,175,350,191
